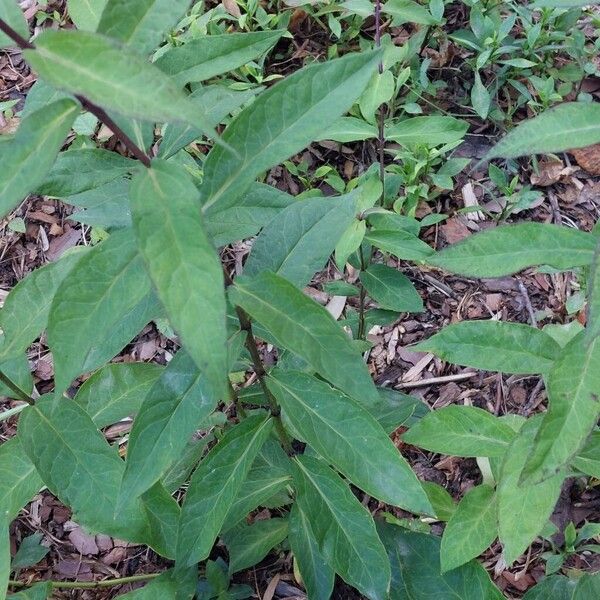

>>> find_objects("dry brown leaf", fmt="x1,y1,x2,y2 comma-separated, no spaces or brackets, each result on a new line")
571,144,600,175
222,0,242,17
530,159,564,186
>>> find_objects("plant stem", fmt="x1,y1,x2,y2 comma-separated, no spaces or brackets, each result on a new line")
374,0,386,196
0,402,28,422
223,270,293,453
0,18,152,168
9,573,160,590
0,371,35,405
228,380,247,418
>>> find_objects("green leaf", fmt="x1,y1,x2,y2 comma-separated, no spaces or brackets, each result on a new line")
156,30,284,86
471,72,491,119
130,160,227,400
0,437,43,521
0,353,33,398
222,466,292,532
222,518,289,574
422,482,456,522
162,436,212,494
497,417,564,565
48,229,158,395
521,334,600,485
114,568,197,600
245,193,358,288
67,0,108,30
487,103,600,160
159,86,258,159
268,370,432,514
293,456,390,600
177,415,273,566
11,533,49,569
359,70,395,124
0,99,79,218
365,229,434,261
440,485,497,572
522,576,576,600
206,182,296,247
18,397,147,542
335,220,366,269
385,116,468,147
97,0,190,56
360,264,423,313
573,431,600,478
0,0,29,48
318,116,378,143
427,223,596,278
24,30,213,133
6,582,52,600
382,0,437,25
37,148,135,197
369,388,428,433
289,502,335,600
229,271,379,405
378,523,504,600
585,238,600,343
200,50,381,217
74,362,163,428
0,248,87,362
1,512,8,600
414,320,561,374
402,405,516,457
119,350,218,504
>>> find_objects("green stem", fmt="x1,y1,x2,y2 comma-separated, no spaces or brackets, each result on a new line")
228,380,247,418
223,270,293,453
0,402,28,422
0,371,35,405
9,573,160,590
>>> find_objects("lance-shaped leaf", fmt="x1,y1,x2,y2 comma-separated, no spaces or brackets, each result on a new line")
0,437,43,521
293,456,390,600
67,0,108,30
360,264,423,313
130,160,227,400
119,351,218,504
317,116,378,143
37,148,135,198
206,183,296,247
440,484,497,572
521,576,577,600
365,229,434,261
159,86,258,160
497,417,564,565
18,398,148,542
74,362,163,427
378,523,504,600
156,30,285,86
97,0,191,56
24,30,213,134
177,416,273,566
48,229,159,395
487,103,600,160
0,248,87,362
0,0,29,48
6,581,52,600
385,116,468,147
289,502,335,600
414,320,561,375
222,466,292,532
200,49,380,216
427,223,596,278
0,99,78,218
223,518,289,574
245,193,358,288
402,405,516,457
521,334,600,485
229,272,379,405
573,432,600,479
268,370,432,514
18,398,179,557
